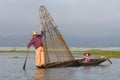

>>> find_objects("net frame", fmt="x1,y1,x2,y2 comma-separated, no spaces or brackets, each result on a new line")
39,5,75,65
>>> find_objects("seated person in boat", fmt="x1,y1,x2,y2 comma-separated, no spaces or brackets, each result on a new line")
83,52,91,62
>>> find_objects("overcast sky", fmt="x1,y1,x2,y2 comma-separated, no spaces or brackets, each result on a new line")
0,0,120,47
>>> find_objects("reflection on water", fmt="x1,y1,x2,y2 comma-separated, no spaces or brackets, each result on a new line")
82,66,91,73
33,68,75,80
81,65,110,74
30,64,112,80
34,69,46,80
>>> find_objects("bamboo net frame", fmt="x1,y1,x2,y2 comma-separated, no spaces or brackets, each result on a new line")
39,5,75,65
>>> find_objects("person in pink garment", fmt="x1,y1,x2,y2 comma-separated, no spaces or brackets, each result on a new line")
83,52,91,62
27,27,45,68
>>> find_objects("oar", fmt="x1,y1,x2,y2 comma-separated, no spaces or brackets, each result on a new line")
108,59,112,64
23,50,29,70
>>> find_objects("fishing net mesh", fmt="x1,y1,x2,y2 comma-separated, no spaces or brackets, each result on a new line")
39,6,75,64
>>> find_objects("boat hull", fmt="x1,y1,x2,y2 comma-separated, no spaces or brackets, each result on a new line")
37,58,107,68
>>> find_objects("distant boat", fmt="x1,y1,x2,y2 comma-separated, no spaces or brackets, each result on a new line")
38,5,109,68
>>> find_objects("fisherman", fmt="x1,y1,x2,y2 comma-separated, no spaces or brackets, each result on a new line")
27,27,45,68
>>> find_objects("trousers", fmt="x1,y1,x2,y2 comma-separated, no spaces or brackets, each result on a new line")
35,47,45,66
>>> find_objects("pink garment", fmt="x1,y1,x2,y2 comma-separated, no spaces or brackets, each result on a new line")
27,33,43,49
84,56,91,62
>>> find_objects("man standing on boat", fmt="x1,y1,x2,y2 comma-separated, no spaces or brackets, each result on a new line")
27,27,45,68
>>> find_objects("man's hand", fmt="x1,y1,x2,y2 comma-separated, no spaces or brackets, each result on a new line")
40,26,44,32
27,48,30,53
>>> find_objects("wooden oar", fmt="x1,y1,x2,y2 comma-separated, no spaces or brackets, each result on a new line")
108,59,112,64
23,50,29,70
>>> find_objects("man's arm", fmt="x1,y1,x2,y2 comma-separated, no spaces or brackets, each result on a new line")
27,39,33,49
40,26,44,36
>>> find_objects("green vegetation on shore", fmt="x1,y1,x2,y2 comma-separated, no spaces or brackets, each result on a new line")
72,50,120,58
0,50,35,53
0,50,120,58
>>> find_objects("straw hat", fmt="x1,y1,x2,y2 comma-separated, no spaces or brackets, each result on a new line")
33,31,37,36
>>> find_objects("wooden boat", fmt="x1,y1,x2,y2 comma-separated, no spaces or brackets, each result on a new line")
76,58,107,66
37,57,107,68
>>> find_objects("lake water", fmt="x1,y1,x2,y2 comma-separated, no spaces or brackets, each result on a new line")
0,53,120,80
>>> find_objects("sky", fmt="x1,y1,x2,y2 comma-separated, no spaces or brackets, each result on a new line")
0,0,120,47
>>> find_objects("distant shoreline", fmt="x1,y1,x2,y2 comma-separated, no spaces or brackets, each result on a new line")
0,49,120,58
0,46,120,51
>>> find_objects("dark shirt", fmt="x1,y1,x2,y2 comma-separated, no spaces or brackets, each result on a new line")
27,33,43,49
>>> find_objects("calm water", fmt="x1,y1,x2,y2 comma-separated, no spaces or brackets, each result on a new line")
0,53,120,80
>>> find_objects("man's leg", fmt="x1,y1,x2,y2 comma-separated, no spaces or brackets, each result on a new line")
39,47,45,66
35,47,41,67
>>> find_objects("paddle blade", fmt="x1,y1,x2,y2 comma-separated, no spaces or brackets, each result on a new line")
108,59,112,64
23,59,27,70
